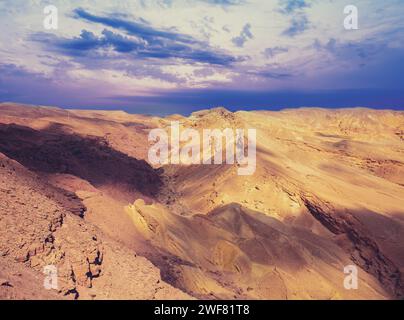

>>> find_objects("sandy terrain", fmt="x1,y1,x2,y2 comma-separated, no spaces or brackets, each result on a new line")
0,102,403,299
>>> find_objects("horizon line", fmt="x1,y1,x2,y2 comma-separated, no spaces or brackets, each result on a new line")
1,101,403,118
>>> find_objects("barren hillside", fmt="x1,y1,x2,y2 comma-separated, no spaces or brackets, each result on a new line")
0,103,403,299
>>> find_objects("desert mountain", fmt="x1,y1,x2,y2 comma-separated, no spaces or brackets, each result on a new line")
0,102,403,299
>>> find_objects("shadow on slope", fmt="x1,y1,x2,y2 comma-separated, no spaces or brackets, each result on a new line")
302,196,404,298
126,200,390,299
0,123,162,196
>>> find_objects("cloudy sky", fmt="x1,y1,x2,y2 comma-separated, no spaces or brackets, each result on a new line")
0,0,403,114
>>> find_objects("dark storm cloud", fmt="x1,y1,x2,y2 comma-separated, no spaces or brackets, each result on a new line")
31,20,238,66
40,8,237,65
73,8,196,44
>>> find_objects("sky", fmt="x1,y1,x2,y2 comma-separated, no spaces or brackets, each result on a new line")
0,0,403,115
